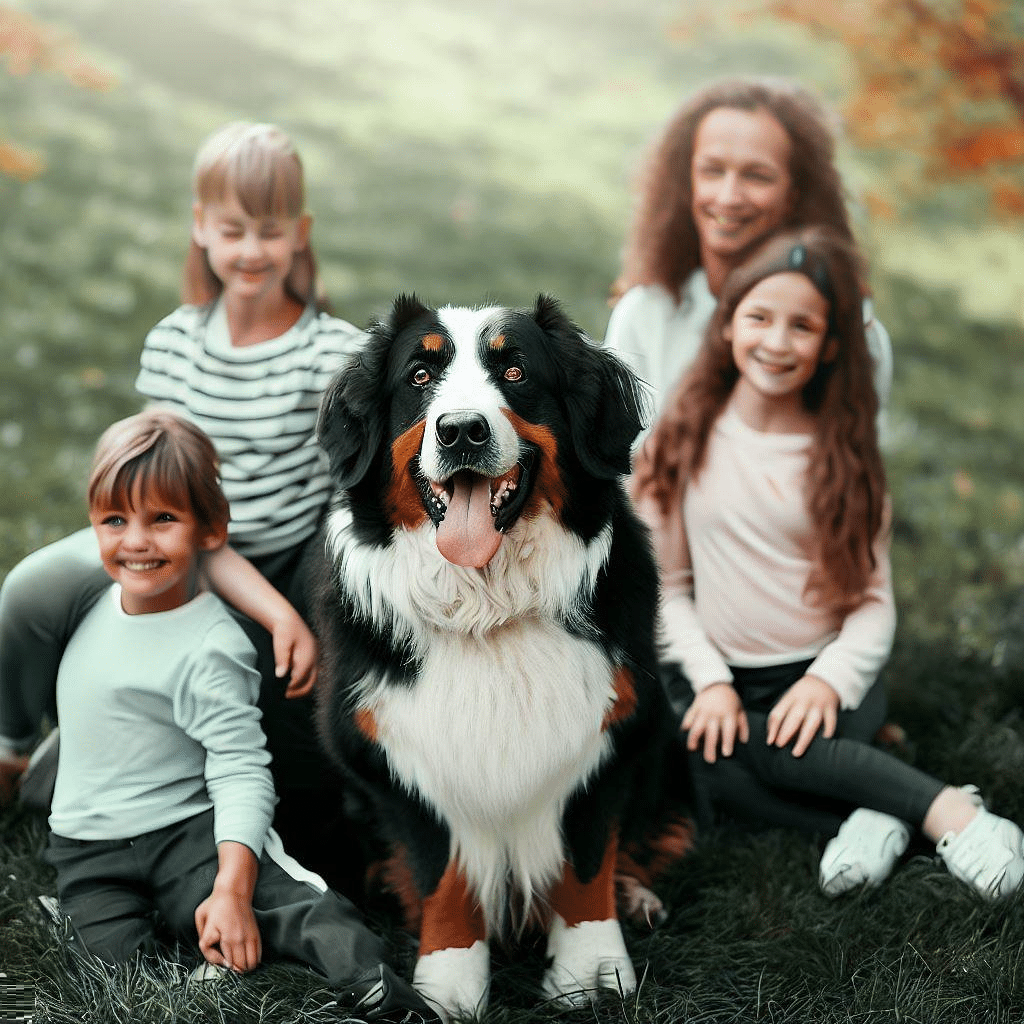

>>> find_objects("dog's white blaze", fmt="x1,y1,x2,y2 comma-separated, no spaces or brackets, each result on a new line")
374,621,615,932
418,306,519,482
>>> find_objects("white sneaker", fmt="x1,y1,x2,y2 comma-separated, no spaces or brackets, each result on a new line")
819,808,911,896
188,961,234,983
936,798,1024,900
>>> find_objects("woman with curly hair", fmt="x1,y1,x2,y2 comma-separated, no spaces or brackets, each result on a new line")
605,76,892,427
630,226,1023,899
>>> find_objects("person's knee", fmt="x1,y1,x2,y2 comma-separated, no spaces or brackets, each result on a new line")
0,533,102,639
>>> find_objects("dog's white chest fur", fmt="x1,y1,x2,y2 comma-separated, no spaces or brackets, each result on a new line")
376,620,615,926
327,506,617,926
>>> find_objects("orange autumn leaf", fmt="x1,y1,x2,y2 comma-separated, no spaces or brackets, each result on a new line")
990,181,1024,216
942,125,1024,171
1,6,115,180
0,141,44,180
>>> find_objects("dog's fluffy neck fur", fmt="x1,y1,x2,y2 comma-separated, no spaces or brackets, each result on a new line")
324,501,612,646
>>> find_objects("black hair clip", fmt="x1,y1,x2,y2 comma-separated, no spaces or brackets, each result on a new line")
787,243,833,303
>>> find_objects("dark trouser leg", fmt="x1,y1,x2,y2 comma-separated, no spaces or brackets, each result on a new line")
0,529,108,750
253,829,387,986
688,752,849,837
732,712,944,829
44,831,160,963
230,540,358,893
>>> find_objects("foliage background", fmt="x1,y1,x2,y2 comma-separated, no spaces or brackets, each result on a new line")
1,0,1023,1021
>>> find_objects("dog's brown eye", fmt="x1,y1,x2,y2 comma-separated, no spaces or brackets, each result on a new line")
411,367,431,386
504,366,524,382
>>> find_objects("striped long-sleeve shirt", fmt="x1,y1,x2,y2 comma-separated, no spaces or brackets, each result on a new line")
136,300,366,557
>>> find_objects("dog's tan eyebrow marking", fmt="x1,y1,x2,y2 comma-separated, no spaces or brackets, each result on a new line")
488,333,506,350
420,332,444,352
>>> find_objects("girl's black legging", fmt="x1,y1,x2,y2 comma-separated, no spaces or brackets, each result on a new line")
664,660,944,839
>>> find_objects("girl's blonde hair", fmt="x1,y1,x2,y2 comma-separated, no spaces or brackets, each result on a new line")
183,121,328,311
89,410,229,537
612,77,856,302
632,225,886,615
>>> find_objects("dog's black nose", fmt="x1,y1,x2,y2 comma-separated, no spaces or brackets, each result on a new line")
437,413,491,450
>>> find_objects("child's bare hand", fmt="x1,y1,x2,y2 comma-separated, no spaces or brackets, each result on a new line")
766,674,839,757
681,683,749,763
195,890,262,973
270,612,318,698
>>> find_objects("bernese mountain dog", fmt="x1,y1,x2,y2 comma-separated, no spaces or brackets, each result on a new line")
310,294,673,1020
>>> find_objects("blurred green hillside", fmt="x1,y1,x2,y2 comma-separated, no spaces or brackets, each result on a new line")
2,0,1023,657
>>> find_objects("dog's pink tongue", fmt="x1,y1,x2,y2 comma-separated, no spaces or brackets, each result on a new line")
436,472,502,568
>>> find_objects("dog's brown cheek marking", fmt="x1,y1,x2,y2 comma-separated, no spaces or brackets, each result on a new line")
421,333,444,352
488,333,506,350
418,861,487,956
548,833,618,927
500,410,566,521
354,707,378,744
386,420,429,529
602,666,638,730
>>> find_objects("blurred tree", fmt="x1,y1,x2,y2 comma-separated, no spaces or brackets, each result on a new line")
0,4,112,180
674,0,1024,219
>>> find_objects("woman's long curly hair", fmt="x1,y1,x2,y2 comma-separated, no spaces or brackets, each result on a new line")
613,77,855,302
632,226,886,615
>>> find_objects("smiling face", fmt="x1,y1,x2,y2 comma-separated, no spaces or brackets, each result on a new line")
90,483,224,614
691,106,794,289
726,271,834,427
192,192,310,312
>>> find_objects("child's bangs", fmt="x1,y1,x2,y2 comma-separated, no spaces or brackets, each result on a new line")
196,145,303,220
91,445,194,517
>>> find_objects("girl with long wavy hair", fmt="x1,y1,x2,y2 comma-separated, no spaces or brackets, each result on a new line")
605,76,892,430
632,226,1023,899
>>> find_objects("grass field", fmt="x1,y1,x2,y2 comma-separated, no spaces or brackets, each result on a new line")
2,1,1023,1021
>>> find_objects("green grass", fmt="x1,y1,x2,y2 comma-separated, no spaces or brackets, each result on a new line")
3,1,1024,1021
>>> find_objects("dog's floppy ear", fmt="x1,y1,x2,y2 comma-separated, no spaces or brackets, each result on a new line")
533,294,649,479
318,294,436,489
317,352,382,489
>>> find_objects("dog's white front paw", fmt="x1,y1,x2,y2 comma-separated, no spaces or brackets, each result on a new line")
541,915,637,1006
413,940,490,1022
